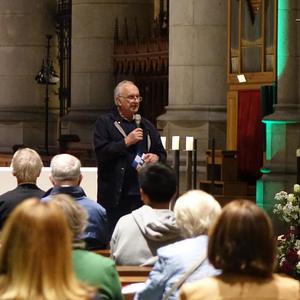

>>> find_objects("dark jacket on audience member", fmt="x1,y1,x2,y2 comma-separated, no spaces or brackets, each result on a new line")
42,186,109,250
0,183,45,229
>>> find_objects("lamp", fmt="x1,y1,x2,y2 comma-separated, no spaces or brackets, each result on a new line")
35,35,59,155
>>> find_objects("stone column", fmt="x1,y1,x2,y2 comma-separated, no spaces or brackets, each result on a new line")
66,0,153,148
158,0,227,188
258,0,300,229
0,1,57,152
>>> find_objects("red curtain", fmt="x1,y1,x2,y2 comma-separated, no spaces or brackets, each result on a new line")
237,90,263,182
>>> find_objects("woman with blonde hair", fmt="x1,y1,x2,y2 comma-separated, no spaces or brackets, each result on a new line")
0,198,99,300
179,200,300,300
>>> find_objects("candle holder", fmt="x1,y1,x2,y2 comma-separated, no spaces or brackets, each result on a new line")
193,138,198,189
185,136,194,191
297,149,300,184
173,149,180,197
210,138,216,195
186,149,193,190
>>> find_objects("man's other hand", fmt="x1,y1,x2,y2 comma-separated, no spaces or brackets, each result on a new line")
143,153,159,164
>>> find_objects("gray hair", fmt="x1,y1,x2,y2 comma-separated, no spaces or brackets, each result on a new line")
49,194,88,238
174,190,221,238
11,148,43,183
50,154,81,182
113,80,137,104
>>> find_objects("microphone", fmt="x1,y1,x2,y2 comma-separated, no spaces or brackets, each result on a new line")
135,114,141,128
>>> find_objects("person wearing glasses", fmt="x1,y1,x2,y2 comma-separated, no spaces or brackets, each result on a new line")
94,80,166,236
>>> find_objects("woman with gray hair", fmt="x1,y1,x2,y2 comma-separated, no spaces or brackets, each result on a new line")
50,194,123,300
134,190,221,300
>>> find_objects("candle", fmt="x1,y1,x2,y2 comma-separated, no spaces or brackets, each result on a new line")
172,136,180,150
186,136,194,151
160,136,166,149
297,149,300,157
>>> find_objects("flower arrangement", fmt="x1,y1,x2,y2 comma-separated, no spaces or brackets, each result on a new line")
273,184,300,279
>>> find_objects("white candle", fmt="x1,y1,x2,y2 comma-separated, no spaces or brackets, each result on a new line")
297,149,300,157
172,136,180,150
160,136,166,149
186,136,194,151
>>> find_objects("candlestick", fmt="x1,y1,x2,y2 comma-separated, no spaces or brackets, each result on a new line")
172,136,180,150
186,136,194,151
297,149,300,184
160,136,166,149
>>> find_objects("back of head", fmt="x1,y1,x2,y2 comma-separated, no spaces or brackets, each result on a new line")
50,153,81,183
174,190,221,238
0,198,86,299
139,163,177,203
50,194,88,241
12,148,43,183
208,199,276,278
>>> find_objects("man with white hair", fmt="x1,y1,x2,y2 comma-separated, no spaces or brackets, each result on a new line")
94,80,166,236
43,153,109,250
0,148,45,229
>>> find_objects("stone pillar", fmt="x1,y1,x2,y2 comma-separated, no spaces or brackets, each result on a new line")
158,0,227,188
66,0,153,149
0,1,57,152
258,0,300,229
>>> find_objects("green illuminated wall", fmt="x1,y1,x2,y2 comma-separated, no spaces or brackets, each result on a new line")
277,0,288,78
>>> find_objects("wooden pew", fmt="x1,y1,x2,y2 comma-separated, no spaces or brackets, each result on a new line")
92,249,111,257
92,249,151,299
116,265,151,277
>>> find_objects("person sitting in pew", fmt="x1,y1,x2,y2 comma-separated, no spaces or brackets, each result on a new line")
43,153,109,250
135,190,221,300
179,200,300,300
50,194,123,300
0,198,99,300
111,163,181,266
0,147,45,229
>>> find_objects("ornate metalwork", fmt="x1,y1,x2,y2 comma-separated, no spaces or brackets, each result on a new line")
56,0,72,123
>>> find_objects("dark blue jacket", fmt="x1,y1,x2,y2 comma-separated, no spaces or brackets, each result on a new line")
94,108,166,208
43,186,109,250
0,183,45,229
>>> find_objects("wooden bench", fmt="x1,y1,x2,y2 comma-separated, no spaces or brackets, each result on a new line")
91,250,151,299
92,249,111,257
116,265,151,277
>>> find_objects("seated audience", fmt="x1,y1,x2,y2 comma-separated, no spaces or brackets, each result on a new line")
0,198,98,300
43,153,109,250
0,147,44,229
179,200,300,300
135,190,221,300
111,162,181,265
50,194,123,300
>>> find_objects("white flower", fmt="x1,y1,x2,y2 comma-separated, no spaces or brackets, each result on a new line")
280,258,286,267
287,193,296,203
278,235,285,241
274,191,288,201
295,240,300,250
296,261,300,271
294,184,300,193
297,250,300,259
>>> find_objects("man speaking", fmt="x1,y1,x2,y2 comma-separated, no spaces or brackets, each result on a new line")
94,80,166,235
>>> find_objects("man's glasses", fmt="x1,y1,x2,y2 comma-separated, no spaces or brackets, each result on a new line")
119,95,143,102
